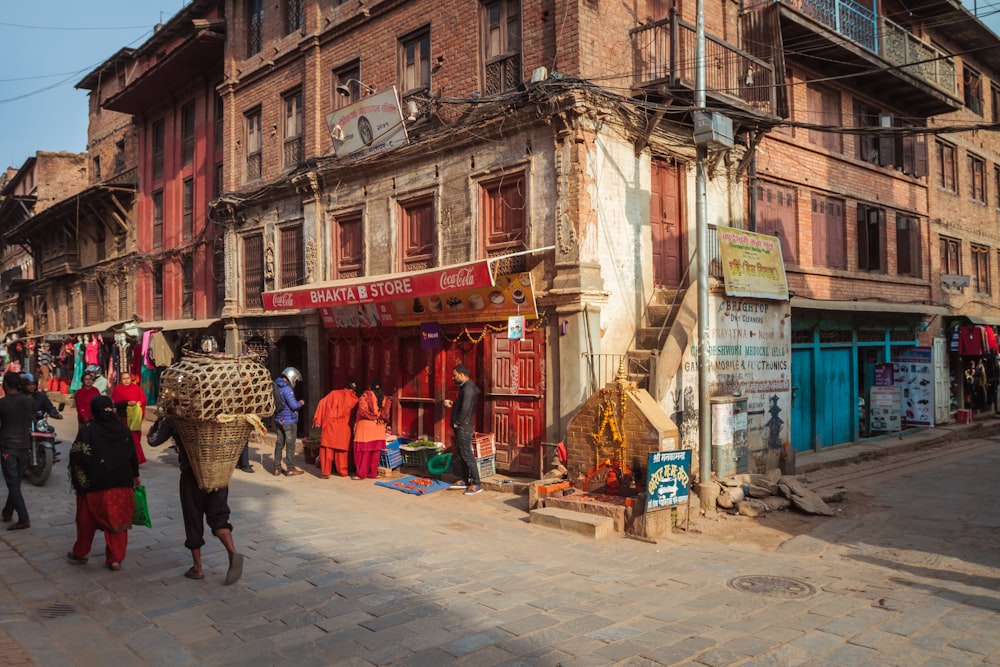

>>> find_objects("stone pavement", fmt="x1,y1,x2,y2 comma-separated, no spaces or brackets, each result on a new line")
0,405,998,666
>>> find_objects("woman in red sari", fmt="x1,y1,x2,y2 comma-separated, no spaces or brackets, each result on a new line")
111,372,147,464
67,395,140,571
74,372,101,425
352,380,391,479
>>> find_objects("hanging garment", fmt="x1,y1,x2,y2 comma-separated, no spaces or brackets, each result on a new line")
958,325,987,356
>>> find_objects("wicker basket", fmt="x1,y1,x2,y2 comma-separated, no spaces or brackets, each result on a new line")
158,351,274,422
174,418,253,491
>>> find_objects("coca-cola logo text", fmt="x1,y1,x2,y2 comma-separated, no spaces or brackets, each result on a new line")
269,292,296,308
439,267,476,291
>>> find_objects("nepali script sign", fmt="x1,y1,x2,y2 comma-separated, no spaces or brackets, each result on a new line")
326,87,408,160
262,260,494,311
717,227,789,300
646,449,691,511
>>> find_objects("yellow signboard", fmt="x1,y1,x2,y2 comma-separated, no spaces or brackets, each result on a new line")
716,227,789,300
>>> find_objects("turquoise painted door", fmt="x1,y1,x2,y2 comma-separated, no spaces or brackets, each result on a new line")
818,347,853,447
791,348,813,452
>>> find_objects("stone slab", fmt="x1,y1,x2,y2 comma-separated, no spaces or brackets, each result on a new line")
529,507,615,538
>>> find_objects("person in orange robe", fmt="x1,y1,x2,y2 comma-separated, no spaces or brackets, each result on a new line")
312,381,360,478
111,372,147,465
352,380,391,480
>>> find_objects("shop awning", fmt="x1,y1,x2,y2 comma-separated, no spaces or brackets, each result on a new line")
262,259,495,311
62,319,134,336
790,297,949,316
134,318,221,332
961,315,1000,326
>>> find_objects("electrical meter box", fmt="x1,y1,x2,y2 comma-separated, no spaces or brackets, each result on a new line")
693,112,734,149
710,395,748,477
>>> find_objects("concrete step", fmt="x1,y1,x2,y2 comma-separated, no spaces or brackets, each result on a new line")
529,507,615,538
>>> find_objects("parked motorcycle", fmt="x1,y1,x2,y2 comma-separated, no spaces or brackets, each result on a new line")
24,404,64,487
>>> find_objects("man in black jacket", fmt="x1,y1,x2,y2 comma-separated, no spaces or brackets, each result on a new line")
0,373,34,529
444,363,482,495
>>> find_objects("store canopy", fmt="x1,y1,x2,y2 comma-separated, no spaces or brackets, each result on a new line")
790,297,948,316
961,315,1000,326
61,319,134,336
133,318,221,332
262,259,495,311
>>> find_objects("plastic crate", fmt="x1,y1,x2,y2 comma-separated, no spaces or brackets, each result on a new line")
477,455,496,479
379,448,403,468
400,445,443,468
472,432,495,458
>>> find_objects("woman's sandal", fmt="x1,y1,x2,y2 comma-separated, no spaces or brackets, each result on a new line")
184,567,205,580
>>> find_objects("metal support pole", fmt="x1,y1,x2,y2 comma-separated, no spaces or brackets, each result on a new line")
695,0,715,510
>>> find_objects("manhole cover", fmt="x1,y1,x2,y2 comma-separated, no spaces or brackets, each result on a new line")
37,603,77,619
726,575,816,599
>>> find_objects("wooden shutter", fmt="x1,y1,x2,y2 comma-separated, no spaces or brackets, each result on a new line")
757,182,797,264
827,198,846,269
811,196,828,268
857,205,869,271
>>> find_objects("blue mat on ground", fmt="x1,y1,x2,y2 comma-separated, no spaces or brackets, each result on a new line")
374,475,451,495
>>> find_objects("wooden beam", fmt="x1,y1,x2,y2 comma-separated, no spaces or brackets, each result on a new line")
634,108,666,157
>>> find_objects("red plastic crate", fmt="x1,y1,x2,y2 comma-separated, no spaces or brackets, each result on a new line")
472,432,495,458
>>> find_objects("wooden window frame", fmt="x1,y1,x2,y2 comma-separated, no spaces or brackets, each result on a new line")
399,194,436,272
282,88,304,170
245,107,262,182
213,238,225,317
152,261,164,321
756,181,798,264
182,178,194,241
479,172,528,274
940,236,961,275
811,194,846,270
968,152,986,203
284,0,304,35
480,0,522,95
937,141,956,192
333,62,362,110
972,244,990,294
247,0,264,57
152,119,165,181
857,204,886,273
332,211,364,279
279,224,305,288
242,234,264,310
152,189,164,249
807,82,841,153
399,27,431,97
182,254,194,319
964,64,983,116
992,83,1000,124
853,100,879,164
895,215,921,278
181,100,196,166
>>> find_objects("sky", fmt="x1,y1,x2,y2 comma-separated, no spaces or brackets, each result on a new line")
2,1,1000,171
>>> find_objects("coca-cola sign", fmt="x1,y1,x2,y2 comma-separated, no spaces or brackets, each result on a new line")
262,259,494,311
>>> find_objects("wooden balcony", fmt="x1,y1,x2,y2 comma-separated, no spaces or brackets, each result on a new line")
743,0,961,116
631,10,777,116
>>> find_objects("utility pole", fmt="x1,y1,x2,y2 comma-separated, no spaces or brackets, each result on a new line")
694,0,714,510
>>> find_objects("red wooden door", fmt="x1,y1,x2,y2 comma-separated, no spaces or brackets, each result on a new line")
651,160,684,287
485,329,545,474
396,335,436,439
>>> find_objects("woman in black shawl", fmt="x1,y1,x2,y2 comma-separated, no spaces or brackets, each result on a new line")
67,395,139,571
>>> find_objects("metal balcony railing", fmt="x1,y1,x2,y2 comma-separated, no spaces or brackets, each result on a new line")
745,0,876,52
880,17,957,96
631,10,776,114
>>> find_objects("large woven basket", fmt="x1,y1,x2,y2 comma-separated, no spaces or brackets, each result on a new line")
159,352,275,490
158,351,274,421
174,418,252,491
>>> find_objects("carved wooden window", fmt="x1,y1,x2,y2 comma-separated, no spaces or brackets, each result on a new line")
480,173,527,274
245,107,262,182
152,119,165,180
247,0,264,56
333,211,363,279
280,224,304,288
182,178,193,241
182,255,194,319
283,89,304,169
399,27,431,96
399,195,435,272
181,100,195,166
972,244,990,294
152,190,164,249
480,0,521,95
940,236,961,275
243,234,264,309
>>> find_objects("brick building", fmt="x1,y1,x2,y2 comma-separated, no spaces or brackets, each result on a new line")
210,0,774,474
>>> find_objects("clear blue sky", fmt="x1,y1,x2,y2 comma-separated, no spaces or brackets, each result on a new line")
1,1,1000,171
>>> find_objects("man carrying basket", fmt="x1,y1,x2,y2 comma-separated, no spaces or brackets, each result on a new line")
147,414,244,584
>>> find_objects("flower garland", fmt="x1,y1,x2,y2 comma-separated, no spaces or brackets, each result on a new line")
442,310,549,345
590,382,629,468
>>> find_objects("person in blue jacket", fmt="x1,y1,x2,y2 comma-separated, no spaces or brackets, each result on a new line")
273,367,305,476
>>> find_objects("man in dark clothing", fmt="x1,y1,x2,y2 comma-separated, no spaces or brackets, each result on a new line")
0,372,34,529
147,415,244,584
22,373,64,420
444,363,482,495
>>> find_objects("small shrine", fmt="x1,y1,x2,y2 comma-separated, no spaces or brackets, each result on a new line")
554,368,682,537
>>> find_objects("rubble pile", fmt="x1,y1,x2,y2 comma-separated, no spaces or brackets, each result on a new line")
714,469,840,517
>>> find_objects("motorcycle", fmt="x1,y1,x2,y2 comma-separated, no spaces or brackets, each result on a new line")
25,404,64,487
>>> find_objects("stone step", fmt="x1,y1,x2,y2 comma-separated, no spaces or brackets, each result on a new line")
529,507,615,539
